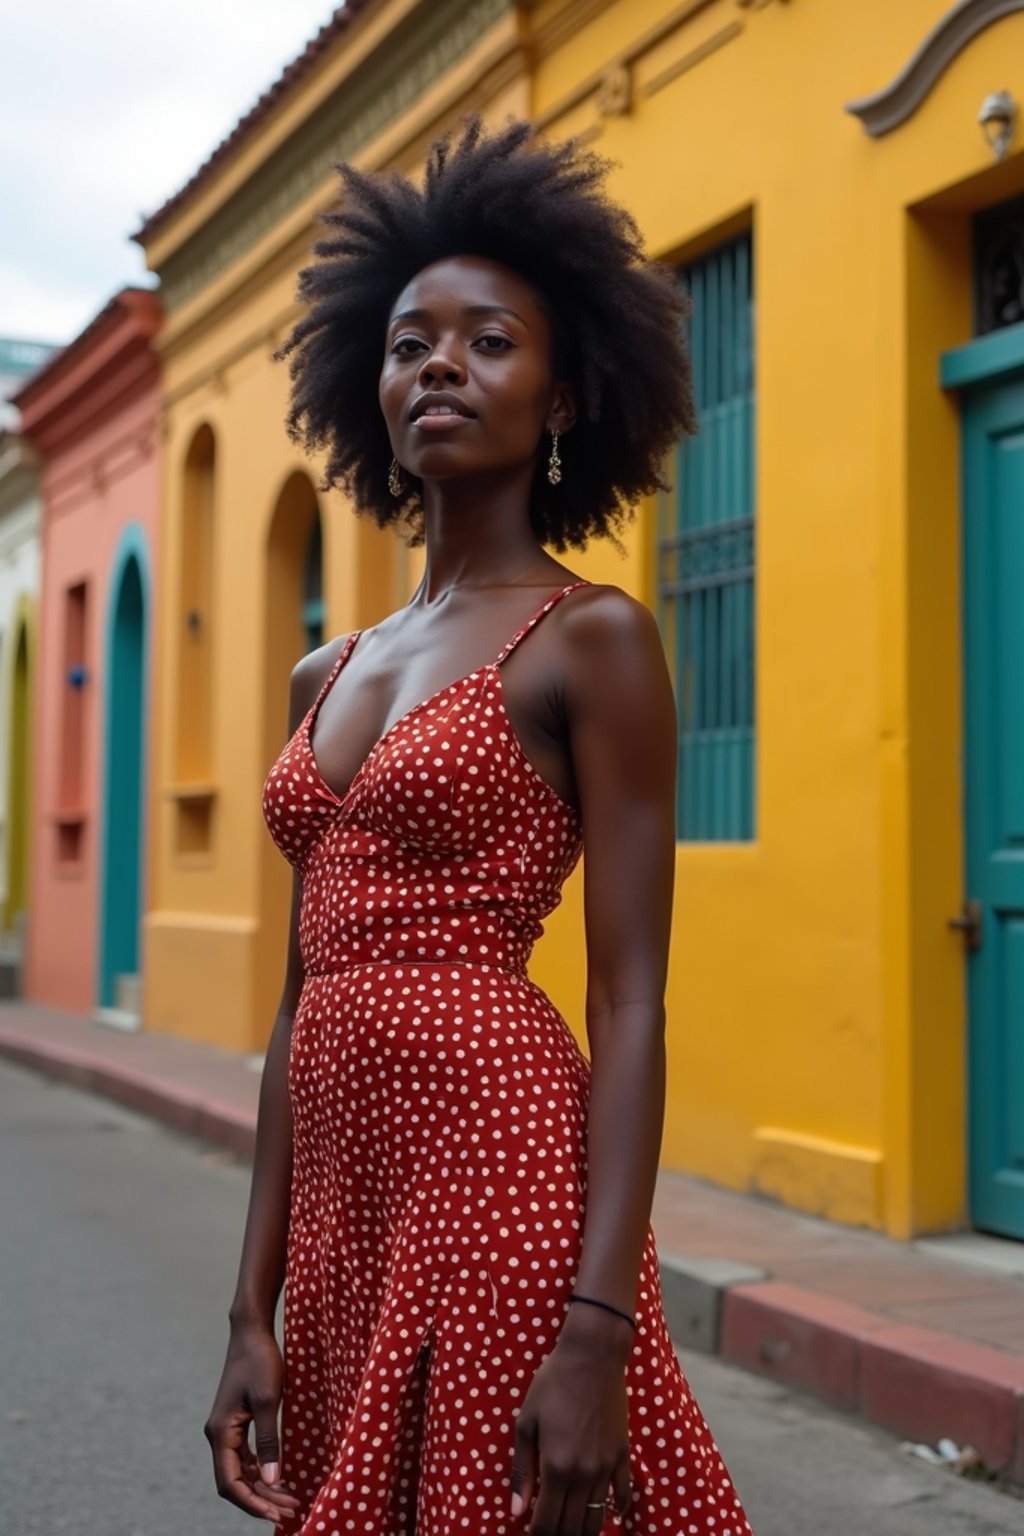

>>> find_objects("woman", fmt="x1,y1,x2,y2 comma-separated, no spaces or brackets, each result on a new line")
205,117,753,1536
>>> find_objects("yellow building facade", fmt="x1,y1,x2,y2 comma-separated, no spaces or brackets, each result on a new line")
137,0,1024,1240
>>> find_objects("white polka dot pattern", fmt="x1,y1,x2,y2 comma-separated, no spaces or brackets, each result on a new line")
261,582,753,1534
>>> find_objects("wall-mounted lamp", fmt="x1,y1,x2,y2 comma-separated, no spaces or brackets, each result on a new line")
979,90,1018,162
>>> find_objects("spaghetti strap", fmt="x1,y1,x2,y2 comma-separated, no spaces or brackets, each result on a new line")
310,631,362,717
493,579,592,667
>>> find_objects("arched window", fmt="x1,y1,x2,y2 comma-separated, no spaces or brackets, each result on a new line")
56,584,88,864
175,424,216,854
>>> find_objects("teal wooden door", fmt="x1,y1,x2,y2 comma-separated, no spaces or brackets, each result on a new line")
100,546,147,1012
961,367,1024,1239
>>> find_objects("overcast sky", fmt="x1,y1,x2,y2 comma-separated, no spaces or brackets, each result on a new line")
1,1,342,345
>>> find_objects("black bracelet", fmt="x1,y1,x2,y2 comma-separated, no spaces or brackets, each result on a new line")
569,1291,637,1330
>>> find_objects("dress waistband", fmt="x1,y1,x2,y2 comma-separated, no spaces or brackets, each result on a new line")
306,957,529,980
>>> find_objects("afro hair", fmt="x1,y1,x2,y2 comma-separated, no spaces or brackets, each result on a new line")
276,115,696,551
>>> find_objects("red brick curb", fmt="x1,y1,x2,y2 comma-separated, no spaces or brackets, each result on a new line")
721,1280,1024,1482
0,1027,256,1160
3,1016,1023,1485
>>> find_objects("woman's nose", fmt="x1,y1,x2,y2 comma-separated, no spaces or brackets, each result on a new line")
417,345,466,385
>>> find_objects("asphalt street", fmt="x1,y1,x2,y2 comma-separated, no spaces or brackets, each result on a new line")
3,1057,1022,1536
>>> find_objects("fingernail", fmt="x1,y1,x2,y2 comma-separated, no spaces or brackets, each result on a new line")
261,1462,280,1485
511,1491,524,1517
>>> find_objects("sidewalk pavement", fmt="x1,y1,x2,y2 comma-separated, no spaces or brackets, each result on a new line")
3,999,1024,1487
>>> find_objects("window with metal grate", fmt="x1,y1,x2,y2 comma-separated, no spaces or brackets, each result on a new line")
973,191,1024,335
657,230,756,841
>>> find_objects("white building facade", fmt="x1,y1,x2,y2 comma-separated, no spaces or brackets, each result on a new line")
0,337,56,990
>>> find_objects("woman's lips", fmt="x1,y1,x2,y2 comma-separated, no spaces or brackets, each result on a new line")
411,412,475,431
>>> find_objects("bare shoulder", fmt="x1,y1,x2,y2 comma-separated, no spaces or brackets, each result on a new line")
558,583,676,796
288,633,353,730
559,582,667,680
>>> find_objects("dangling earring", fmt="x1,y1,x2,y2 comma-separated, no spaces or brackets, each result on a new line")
388,458,403,498
547,431,562,486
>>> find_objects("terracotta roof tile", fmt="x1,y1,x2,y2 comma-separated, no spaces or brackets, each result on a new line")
132,0,377,247
11,287,160,412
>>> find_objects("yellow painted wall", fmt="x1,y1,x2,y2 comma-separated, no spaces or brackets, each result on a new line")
145,287,391,1051
527,0,1024,1235
143,0,533,1055
141,0,1024,1234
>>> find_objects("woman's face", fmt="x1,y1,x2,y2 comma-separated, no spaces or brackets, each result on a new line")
379,254,574,487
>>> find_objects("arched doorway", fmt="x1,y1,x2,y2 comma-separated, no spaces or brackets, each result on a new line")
256,472,323,1027
99,533,148,1018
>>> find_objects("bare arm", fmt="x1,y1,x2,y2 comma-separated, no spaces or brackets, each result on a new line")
510,588,676,1532
562,589,676,1346
205,641,345,1523
227,867,302,1332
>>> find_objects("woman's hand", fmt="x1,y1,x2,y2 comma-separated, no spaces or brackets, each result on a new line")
204,1319,303,1525
511,1308,635,1534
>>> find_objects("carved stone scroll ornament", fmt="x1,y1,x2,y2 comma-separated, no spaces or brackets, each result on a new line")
596,63,632,117
846,0,1024,138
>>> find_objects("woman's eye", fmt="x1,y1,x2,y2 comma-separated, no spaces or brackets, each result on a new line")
475,334,513,351
392,337,424,355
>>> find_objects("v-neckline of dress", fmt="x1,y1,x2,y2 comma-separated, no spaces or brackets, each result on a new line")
303,580,590,819
305,659,582,821
305,653,492,811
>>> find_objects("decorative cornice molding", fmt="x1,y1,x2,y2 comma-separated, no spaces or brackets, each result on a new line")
36,413,160,518
534,0,720,130
534,0,783,135
158,0,507,313
641,21,743,99
846,0,1024,138
529,0,620,56
12,288,159,419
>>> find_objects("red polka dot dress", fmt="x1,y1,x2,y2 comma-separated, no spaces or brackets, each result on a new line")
262,581,753,1535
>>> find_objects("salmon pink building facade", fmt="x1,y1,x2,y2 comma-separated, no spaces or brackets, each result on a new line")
15,289,161,1019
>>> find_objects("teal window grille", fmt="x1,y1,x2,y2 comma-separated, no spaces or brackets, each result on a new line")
302,516,324,654
657,231,756,840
